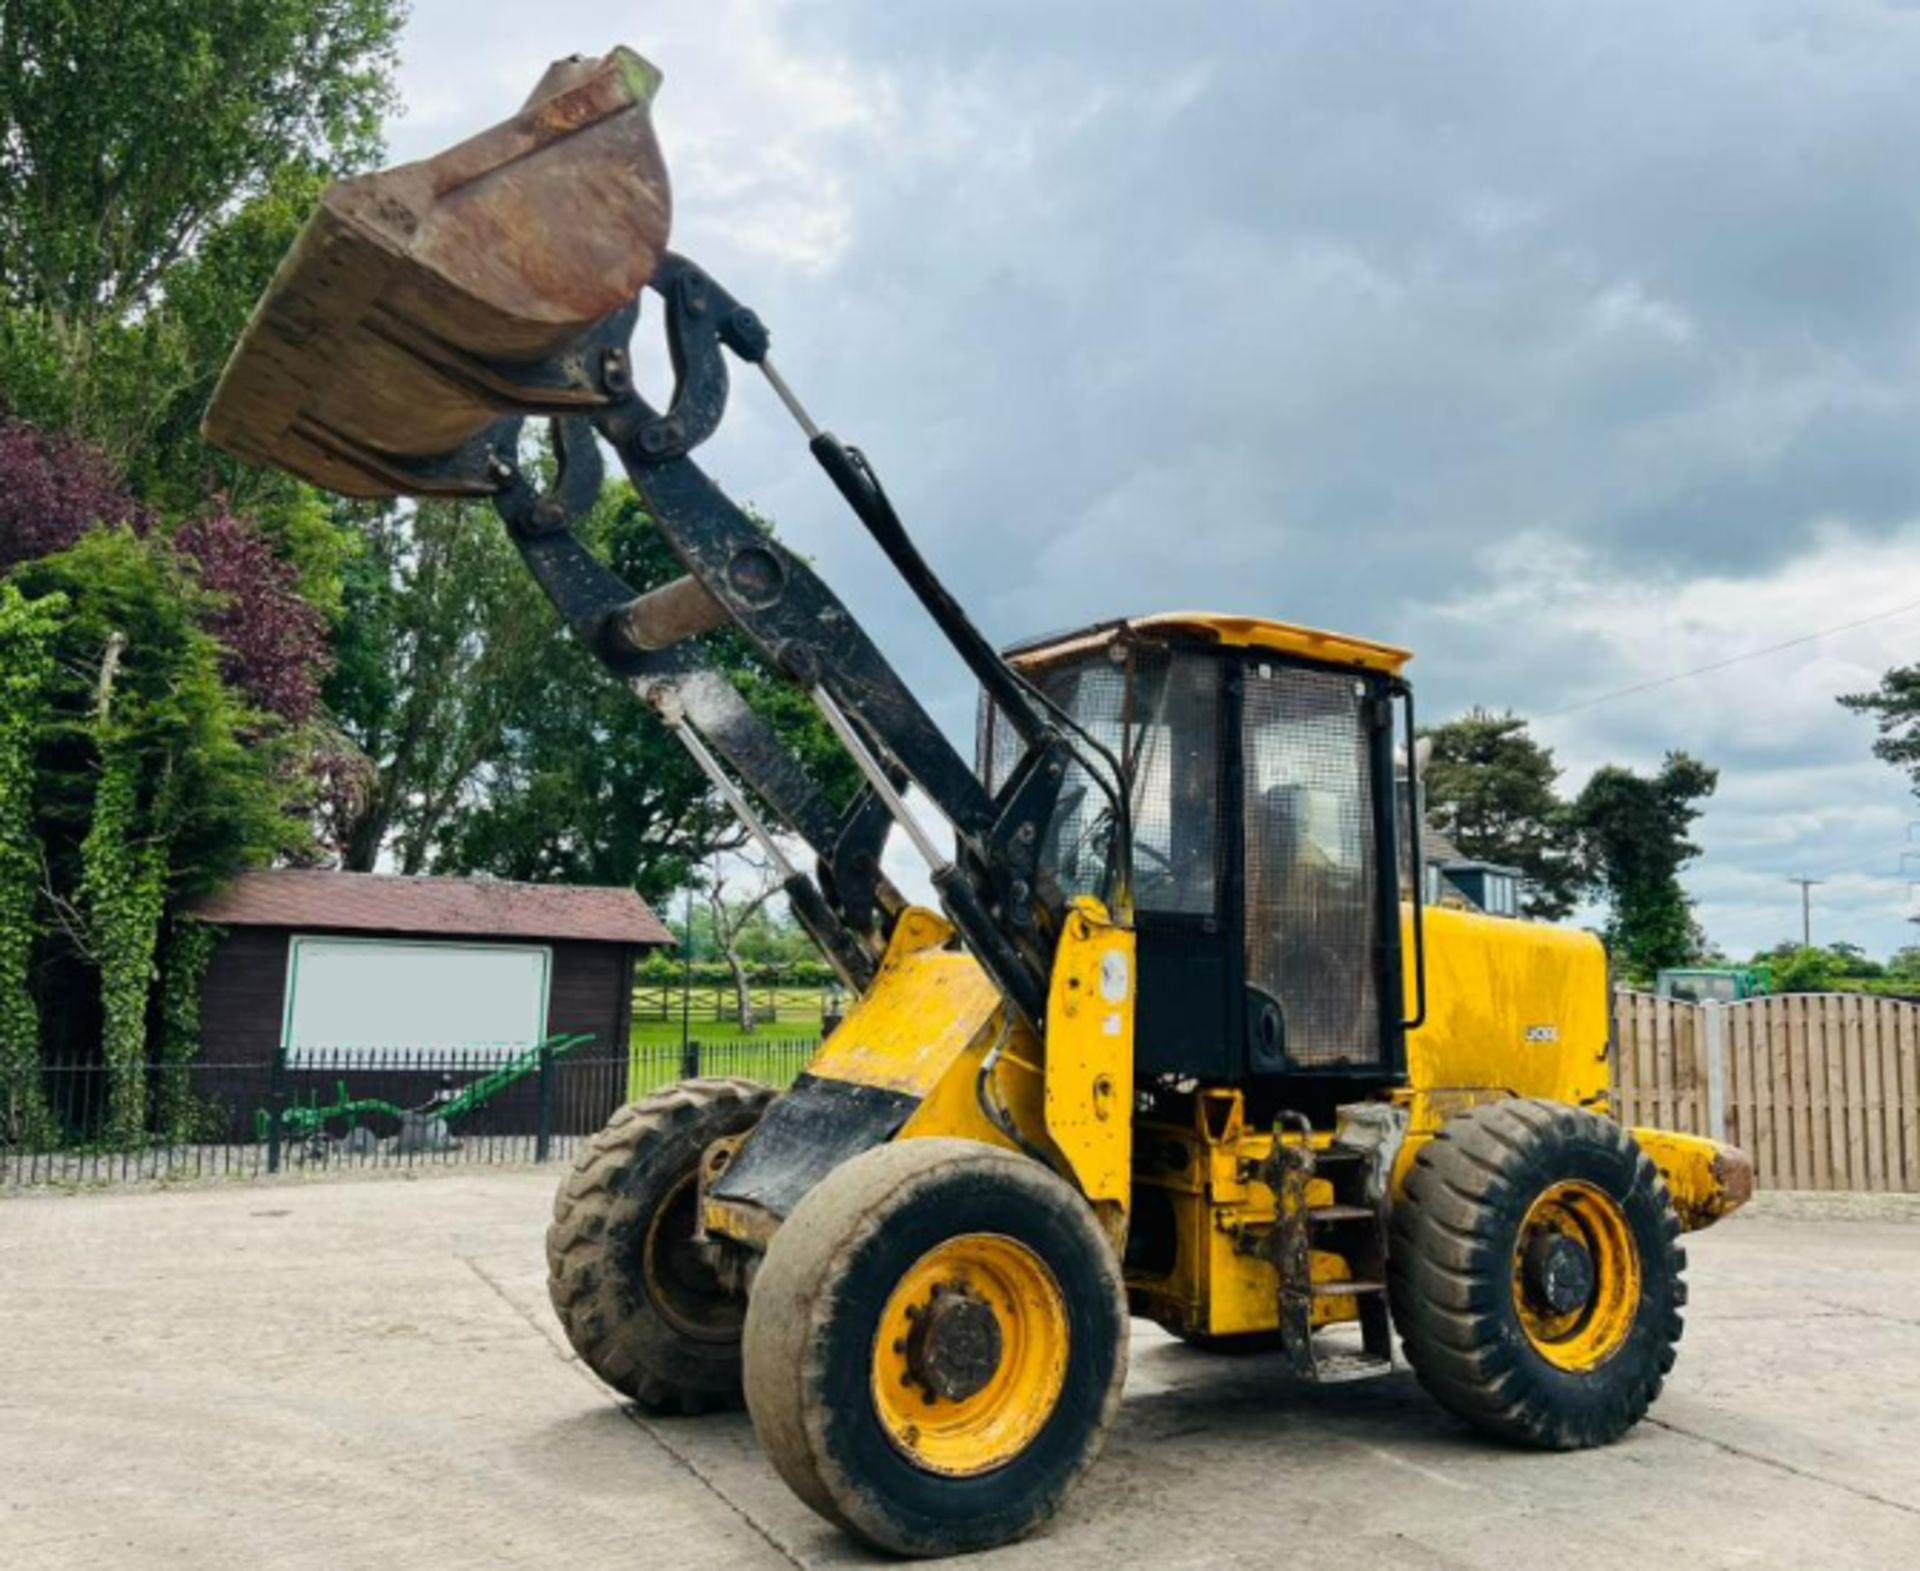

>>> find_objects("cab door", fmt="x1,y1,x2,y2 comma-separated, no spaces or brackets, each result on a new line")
1239,658,1392,1075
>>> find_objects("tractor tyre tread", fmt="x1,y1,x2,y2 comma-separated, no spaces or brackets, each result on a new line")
1388,1098,1685,1452
546,1077,772,1414
743,1138,1129,1557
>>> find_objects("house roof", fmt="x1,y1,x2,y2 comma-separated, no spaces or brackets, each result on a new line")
189,869,675,946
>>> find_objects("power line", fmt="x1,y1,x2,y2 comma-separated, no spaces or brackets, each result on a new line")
1538,596,1920,719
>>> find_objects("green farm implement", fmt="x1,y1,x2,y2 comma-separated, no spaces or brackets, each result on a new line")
254,1033,594,1155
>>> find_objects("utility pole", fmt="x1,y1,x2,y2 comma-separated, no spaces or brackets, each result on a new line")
1786,876,1823,948
680,882,694,1054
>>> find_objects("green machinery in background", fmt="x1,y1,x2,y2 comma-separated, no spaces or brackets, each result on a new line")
254,1033,595,1151
1655,967,1773,1004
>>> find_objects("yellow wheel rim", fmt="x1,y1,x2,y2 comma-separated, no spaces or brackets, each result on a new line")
870,1233,1070,1477
1511,1180,1641,1371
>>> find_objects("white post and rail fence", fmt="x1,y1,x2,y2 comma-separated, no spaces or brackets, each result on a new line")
1612,990,1920,1193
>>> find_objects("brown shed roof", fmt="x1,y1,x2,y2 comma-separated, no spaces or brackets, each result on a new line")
189,869,674,946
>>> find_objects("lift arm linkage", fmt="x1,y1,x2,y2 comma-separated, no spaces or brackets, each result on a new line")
481,254,1092,1031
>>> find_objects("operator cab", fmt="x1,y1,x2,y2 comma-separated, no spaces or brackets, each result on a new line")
978,613,1417,1108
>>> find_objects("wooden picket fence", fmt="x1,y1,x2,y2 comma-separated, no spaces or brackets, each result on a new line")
1613,990,1920,1192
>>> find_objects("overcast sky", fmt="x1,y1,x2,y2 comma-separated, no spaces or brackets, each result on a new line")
389,0,1920,957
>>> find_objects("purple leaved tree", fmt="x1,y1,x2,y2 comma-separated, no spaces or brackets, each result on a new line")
173,509,329,724
0,416,151,570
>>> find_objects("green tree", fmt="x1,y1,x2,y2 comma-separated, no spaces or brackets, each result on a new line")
1571,752,1718,982
12,531,299,1130
1824,941,1884,980
328,482,860,904
79,723,168,1142
321,499,562,872
153,917,222,1138
0,2,399,1105
1421,708,1584,919
0,0,401,462
1770,946,1838,994
120,164,344,527
0,582,64,1142
1839,665,1920,799
1887,945,1920,982
1,1,401,629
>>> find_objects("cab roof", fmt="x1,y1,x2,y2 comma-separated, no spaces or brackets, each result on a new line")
1004,612,1412,677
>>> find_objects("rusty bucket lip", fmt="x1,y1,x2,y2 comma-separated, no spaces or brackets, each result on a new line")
202,44,670,500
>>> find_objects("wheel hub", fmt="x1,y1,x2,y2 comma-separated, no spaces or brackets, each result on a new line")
906,1283,1004,1402
1522,1230,1595,1317
1509,1178,1642,1371
870,1232,1072,1477
642,1172,746,1343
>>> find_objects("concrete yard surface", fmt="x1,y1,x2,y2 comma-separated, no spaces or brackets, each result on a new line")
3,1172,1917,1570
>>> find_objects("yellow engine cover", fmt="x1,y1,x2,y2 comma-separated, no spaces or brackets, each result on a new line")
1399,905,1612,1145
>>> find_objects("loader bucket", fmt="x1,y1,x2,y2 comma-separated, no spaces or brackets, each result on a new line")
203,47,671,498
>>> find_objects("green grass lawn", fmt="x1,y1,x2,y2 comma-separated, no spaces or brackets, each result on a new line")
626,1037,820,1097
627,985,827,1097
630,985,827,1038
629,1015,821,1048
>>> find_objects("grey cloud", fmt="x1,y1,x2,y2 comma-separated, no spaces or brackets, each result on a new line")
389,0,1920,951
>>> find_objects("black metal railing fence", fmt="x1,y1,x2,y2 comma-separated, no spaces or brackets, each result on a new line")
2,1035,819,1190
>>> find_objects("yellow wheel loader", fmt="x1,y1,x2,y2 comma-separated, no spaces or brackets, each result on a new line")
206,47,1754,1558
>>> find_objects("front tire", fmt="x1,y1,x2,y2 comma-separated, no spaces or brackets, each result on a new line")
743,1139,1128,1557
1388,1098,1685,1450
546,1078,771,1414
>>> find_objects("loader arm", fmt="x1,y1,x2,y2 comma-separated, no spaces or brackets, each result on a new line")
198,46,1137,1233
474,251,1110,1033
197,41,1116,1037
475,253,1143,1231
485,401,896,994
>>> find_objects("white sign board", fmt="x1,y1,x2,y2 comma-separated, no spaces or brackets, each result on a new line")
282,936,551,1062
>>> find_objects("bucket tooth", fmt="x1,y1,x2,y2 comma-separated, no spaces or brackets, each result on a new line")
203,46,672,497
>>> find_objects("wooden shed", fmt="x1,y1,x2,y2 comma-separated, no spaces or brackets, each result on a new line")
189,869,674,1067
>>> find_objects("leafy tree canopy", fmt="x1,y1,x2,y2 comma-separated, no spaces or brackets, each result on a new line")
1768,945,1837,994
1,414,331,726
1823,940,1883,980
0,1,401,602
1839,665,1920,800
12,527,303,902
1572,752,1717,982
324,479,861,905
0,0,398,343
1421,707,1584,920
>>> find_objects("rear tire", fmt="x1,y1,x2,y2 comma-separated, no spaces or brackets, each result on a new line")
546,1078,771,1414
1388,1098,1685,1450
743,1139,1128,1557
